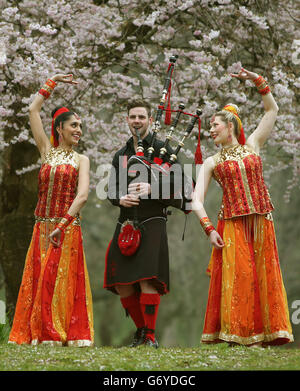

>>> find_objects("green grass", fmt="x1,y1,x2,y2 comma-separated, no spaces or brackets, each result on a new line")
0,323,10,344
0,343,300,371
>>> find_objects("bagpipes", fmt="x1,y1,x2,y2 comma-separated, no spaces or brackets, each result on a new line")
118,55,202,256
128,55,202,182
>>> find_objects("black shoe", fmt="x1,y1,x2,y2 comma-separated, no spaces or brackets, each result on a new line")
143,337,159,349
129,327,145,347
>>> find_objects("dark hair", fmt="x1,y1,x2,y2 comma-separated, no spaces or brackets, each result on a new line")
126,100,151,117
51,106,76,141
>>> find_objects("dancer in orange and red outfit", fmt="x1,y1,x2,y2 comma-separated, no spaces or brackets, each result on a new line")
8,74,94,347
192,68,293,346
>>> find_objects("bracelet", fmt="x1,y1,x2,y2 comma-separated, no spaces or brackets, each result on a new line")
56,214,74,232
258,86,271,95
253,75,271,96
38,78,57,100
45,79,57,89
200,217,215,236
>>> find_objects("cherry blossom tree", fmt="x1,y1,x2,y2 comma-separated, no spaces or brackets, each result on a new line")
0,0,299,316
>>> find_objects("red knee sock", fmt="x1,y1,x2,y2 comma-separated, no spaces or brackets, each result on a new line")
140,293,161,342
120,292,145,329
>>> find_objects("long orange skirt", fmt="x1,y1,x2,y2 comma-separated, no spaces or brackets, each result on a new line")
202,214,293,345
8,221,94,346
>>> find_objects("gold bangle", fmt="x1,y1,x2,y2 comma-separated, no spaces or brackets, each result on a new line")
42,84,53,94
45,79,57,89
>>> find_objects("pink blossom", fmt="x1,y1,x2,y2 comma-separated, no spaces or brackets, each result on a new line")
0,0,298,197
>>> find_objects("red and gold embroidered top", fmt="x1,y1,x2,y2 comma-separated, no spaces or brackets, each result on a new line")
212,144,274,219
34,147,80,218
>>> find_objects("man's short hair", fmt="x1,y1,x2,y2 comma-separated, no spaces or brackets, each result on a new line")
126,100,152,117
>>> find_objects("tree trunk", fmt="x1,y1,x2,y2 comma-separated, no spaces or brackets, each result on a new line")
0,141,39,324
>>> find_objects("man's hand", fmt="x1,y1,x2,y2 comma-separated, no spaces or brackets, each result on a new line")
119,194,140,208
128,182,151,198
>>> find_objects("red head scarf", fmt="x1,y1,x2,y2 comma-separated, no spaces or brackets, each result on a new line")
50,107,70,147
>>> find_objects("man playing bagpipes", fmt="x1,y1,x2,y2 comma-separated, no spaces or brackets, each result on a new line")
103,56,202,348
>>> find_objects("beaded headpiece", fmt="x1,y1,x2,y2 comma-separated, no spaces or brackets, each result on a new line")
50,107,70,147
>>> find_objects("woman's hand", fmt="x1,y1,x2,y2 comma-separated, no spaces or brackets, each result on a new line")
49,228,62,247
209,230,225,250
230,67,259,81
51,74,78,85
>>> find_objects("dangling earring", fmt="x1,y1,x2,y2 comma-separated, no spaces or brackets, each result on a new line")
228,134,232,143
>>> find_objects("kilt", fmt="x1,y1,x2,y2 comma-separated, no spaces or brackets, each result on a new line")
104,214,170,295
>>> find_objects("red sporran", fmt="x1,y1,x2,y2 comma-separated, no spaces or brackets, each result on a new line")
118,220,141,256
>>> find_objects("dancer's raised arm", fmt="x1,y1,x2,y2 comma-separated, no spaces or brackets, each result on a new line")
29,74,78,158
230,67,278,151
